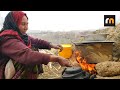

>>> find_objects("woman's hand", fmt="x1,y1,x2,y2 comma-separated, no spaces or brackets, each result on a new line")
50,55,72,67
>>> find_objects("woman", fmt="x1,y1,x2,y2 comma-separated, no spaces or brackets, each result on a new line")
0,11,71,79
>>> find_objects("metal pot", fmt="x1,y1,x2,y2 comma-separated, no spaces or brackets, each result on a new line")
73,41,114,64
63,67,82,74
83,33,109,41
61,67,90,79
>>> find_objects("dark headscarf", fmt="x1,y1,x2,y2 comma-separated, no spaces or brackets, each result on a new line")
0,11,29,45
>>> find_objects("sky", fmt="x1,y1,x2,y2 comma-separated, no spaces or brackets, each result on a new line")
0,11,120,32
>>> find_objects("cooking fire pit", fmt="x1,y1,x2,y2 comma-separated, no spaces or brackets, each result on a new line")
74,41,114,64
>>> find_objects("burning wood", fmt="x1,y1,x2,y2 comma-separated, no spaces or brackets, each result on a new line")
75,50,96,74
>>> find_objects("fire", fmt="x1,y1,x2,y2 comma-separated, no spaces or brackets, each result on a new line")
75,51,96,74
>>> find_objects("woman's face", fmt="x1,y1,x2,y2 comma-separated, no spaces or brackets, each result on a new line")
18,15,28,34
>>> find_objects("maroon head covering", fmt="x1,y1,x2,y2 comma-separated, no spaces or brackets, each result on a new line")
12,11,28,26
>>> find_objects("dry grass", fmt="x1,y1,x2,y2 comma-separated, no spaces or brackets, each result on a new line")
37,62,66,79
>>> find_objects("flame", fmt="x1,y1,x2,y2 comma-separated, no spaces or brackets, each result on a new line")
75,50,96,74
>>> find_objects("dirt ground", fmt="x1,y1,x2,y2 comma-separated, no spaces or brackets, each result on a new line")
37,62,66,79
37,59,79,79
37,49,79,79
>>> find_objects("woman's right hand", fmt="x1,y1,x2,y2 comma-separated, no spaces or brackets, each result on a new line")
50,55,72,67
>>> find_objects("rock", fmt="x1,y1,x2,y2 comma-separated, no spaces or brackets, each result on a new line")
95,61,120,77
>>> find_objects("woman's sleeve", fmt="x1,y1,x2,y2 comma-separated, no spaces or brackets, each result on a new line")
0,38,50,65
29,36,52,49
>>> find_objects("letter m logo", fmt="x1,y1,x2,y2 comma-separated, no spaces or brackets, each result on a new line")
104,15,115,26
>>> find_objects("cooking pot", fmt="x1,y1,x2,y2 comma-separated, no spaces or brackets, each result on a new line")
62,67,90,79
73,41,114,63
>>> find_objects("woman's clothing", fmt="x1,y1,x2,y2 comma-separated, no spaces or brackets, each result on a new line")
0,11,53,79
0,30,52,79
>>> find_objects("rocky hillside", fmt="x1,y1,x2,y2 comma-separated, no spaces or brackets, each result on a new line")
28,30,94,44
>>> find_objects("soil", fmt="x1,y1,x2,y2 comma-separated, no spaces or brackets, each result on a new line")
37,62,66,79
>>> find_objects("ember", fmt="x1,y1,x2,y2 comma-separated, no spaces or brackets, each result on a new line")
75,50,96,74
